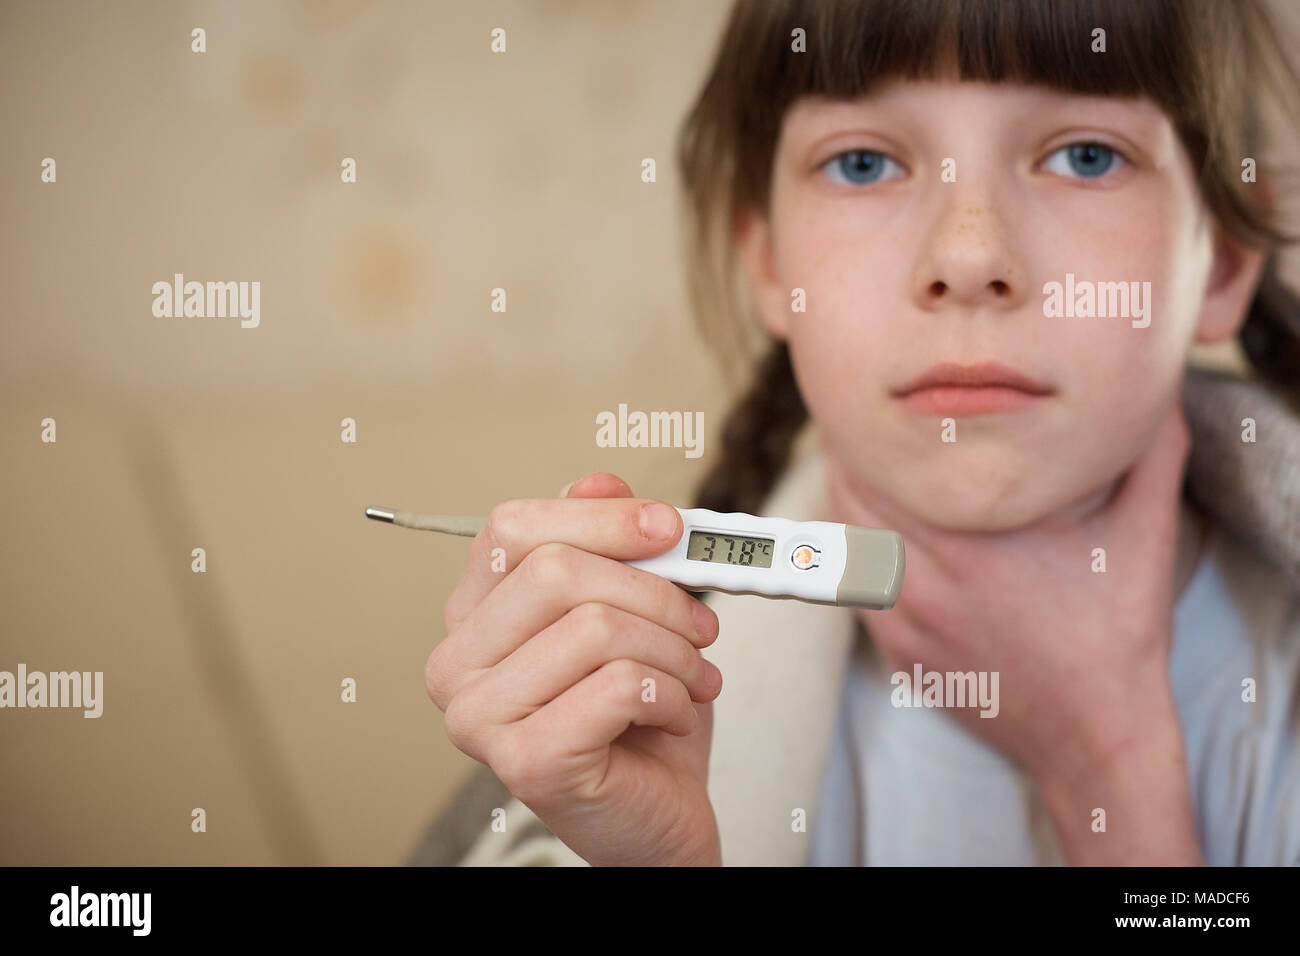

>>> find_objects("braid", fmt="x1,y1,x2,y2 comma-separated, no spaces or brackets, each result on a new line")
1239,259,1300,414
695,340,808,514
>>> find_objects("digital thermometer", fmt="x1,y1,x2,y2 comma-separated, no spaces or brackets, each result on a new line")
365,505,904,610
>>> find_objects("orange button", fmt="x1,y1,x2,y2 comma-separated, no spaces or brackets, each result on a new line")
792,545,819,569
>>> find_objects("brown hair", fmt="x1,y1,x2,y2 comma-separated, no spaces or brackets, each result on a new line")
678,0,1300,514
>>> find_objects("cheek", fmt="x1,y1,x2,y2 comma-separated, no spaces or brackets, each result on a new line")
1059,335,1167,464
1055,320,1186,403
1025,177,1205,417
775,184,917,293
773,209,913,366
1036,176,1207,340
778,260,902,438
785,313,875,438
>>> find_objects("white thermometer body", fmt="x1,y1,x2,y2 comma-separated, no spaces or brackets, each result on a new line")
365,505,904,610
624,508,904,610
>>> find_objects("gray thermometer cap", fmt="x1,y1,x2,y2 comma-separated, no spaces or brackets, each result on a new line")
837,527,905,609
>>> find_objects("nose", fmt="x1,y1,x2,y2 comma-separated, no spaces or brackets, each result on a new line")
908,192,1029,314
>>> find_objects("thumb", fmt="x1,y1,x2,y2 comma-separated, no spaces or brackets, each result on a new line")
559,472,635,499
1106,400,1191,529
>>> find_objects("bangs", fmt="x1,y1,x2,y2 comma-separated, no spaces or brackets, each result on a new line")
757,0,1217,112
723,0,1248,211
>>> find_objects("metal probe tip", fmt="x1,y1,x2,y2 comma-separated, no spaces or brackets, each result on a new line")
365,507,396,522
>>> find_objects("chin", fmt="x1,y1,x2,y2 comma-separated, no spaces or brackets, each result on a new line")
879,468,1065,532
912,493,1051,532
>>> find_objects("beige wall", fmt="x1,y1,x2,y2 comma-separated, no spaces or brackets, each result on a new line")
1,0,1294,865
0,0,733,865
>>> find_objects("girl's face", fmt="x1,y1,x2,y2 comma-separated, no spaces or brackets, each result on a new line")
738,79,1261,531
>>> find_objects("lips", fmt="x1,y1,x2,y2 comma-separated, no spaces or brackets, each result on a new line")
892,362,1054,415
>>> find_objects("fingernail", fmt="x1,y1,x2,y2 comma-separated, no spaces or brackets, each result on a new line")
638,502,678,540
692,600,719,641
558,479,577,498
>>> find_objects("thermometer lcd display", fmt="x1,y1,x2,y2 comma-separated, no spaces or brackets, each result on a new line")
686,531,774,568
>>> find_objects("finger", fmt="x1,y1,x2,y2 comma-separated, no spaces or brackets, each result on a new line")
430,544,718,707
454,602,720,740
444,496,682,633
561,472,634,499
488,661,699,802
1107,400,1191,528
443,472,634,634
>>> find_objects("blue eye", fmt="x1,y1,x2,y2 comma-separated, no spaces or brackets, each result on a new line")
821,149,904,186
1043,142,1123,178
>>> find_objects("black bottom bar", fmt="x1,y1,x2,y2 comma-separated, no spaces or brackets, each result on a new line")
1,865,1284,942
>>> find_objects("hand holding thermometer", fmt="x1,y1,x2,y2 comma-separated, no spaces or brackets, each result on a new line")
364,505,904,610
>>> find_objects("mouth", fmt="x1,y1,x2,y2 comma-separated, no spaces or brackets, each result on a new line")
891,362,1055,416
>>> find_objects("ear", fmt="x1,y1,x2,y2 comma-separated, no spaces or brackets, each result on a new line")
1194,226,1268,344
733,205,790,340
